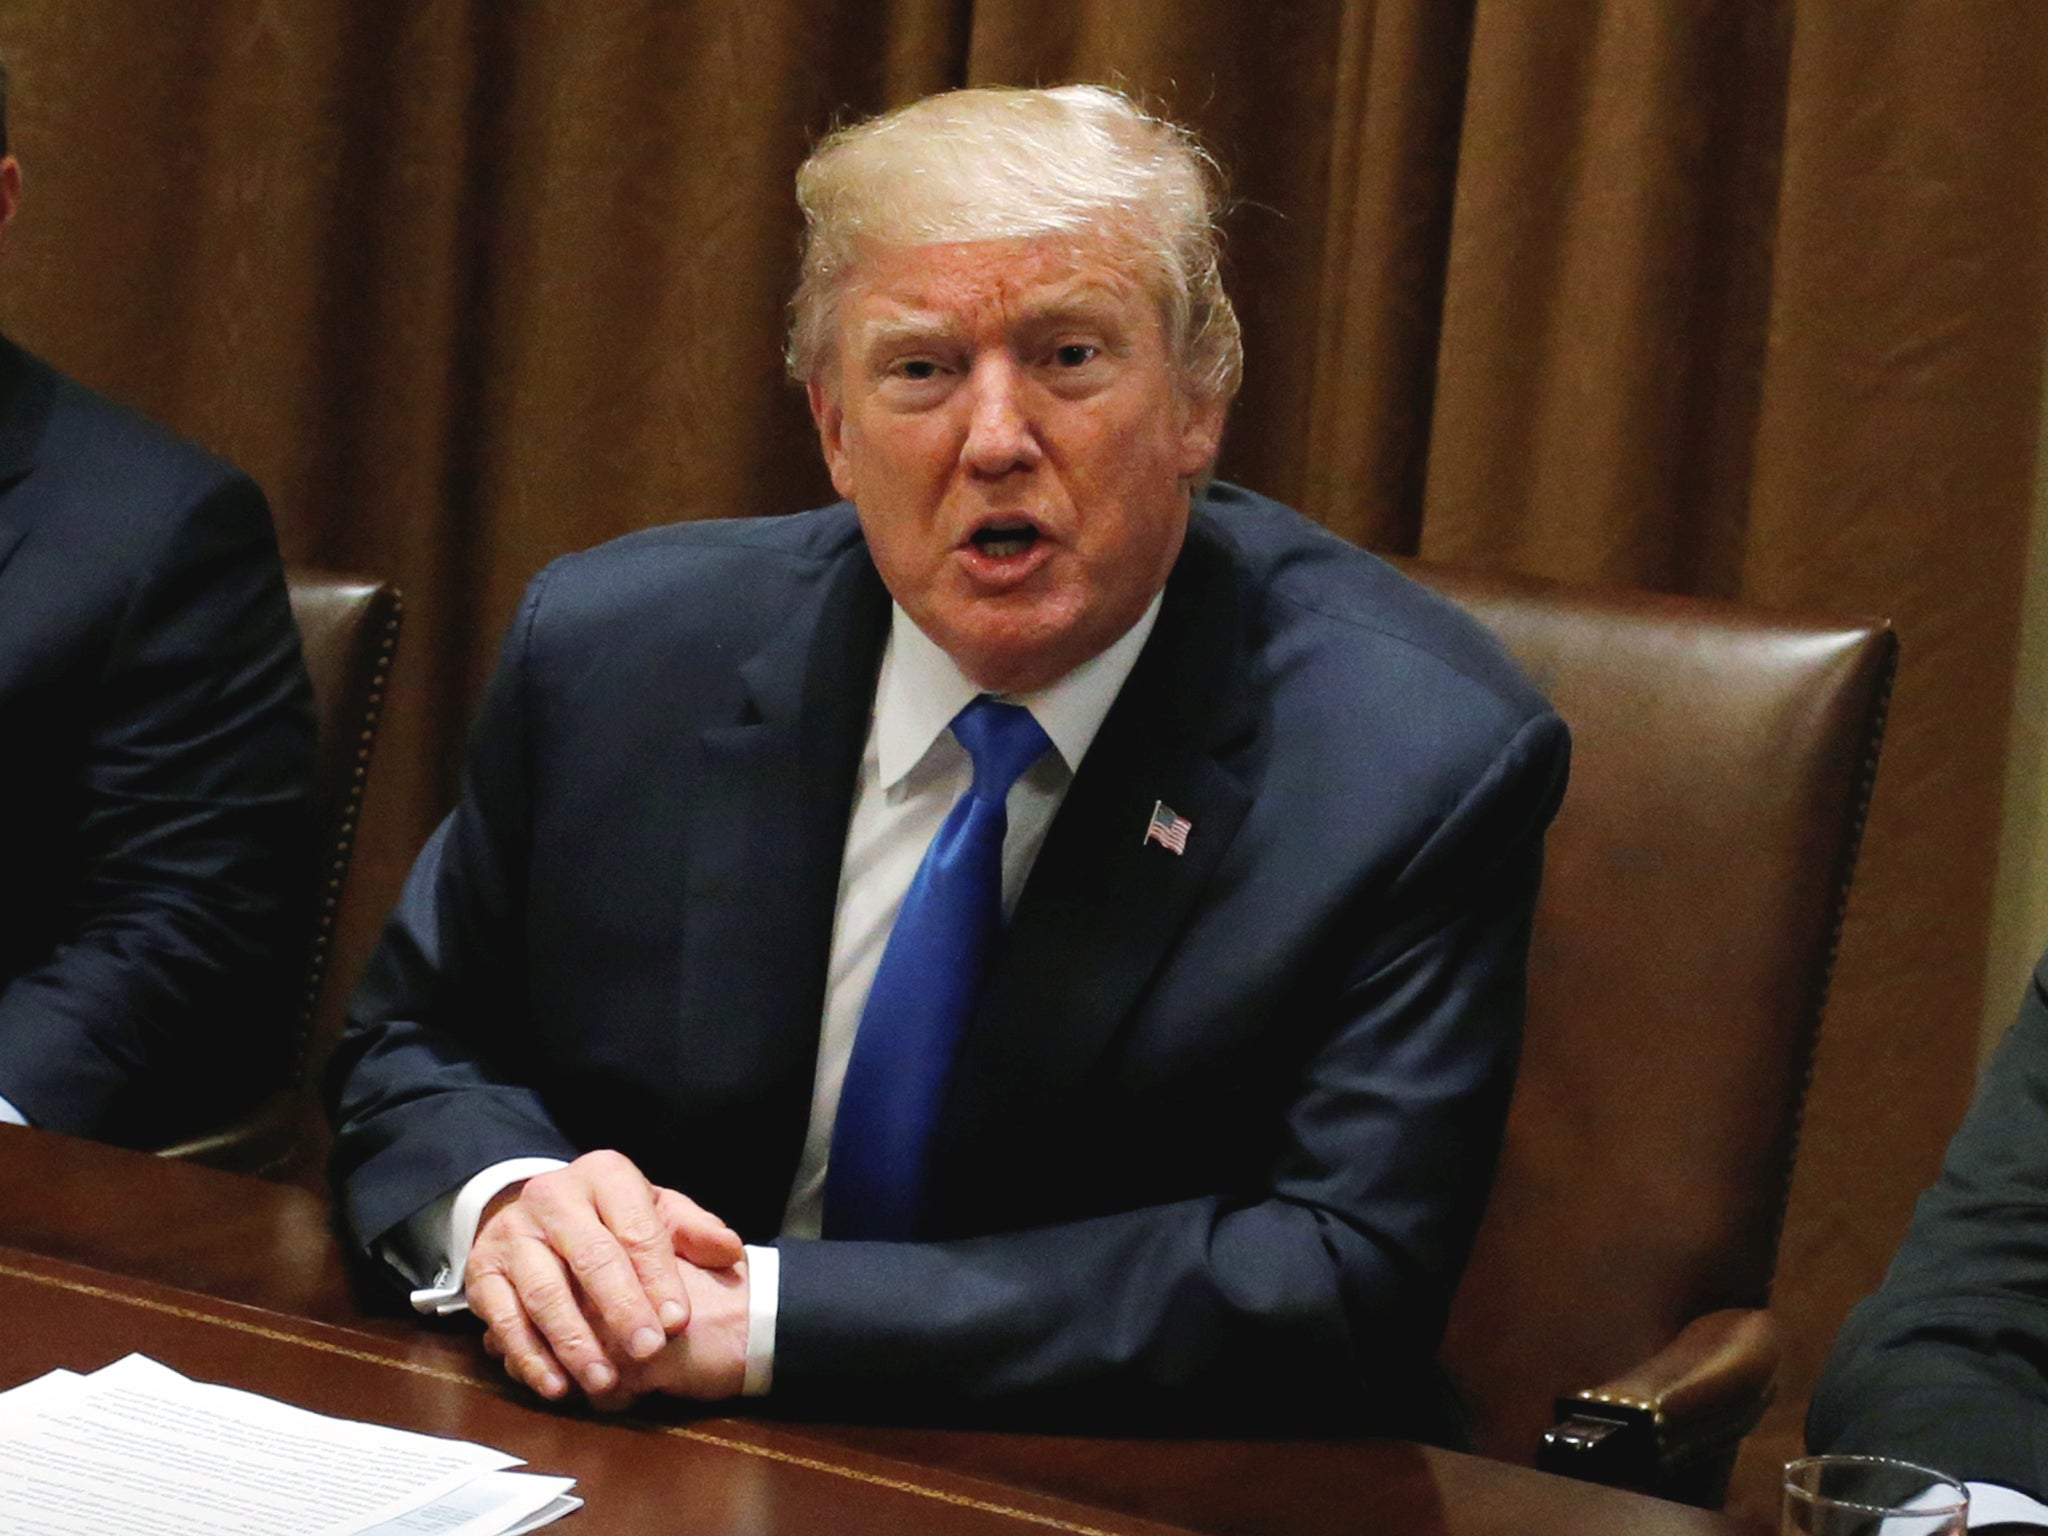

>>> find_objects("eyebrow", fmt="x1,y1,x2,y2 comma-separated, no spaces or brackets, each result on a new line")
1014,281,1134,330
858,314,958,354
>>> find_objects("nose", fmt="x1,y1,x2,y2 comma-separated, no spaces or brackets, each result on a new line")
960,355,1043,477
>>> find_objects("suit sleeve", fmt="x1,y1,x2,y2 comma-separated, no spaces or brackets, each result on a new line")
327,571,583,1258
1806,952,2048,1497
0,470,314,1141
772,710,1569,1435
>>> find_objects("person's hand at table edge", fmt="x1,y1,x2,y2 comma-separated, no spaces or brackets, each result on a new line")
480,1245,753,1411
587,1257,751,1409
464,1148,744,1401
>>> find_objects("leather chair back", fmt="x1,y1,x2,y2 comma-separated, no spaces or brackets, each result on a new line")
1399,561,1895,1484
157,570,400,1178
284,572,402,1096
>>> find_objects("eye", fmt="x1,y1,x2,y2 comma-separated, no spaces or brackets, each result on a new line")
892,358,942,381
1054,343,1098,368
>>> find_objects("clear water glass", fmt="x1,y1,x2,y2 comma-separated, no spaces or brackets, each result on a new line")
1782,1455,1968,1536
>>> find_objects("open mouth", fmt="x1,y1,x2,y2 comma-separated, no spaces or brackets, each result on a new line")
969,522,1041,559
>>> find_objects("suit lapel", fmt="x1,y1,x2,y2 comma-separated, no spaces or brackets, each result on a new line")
674,538,889,1231
949,516,1257,1122
0,337,52,584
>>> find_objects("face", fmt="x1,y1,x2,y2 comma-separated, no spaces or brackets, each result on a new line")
809,235,1226,694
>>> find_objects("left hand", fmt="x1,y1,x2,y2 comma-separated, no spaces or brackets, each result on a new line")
465,1150,743,1402
486,1251,751,1411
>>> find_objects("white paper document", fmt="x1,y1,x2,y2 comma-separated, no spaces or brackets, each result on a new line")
0,1353,579,1535
354,1470,580,1536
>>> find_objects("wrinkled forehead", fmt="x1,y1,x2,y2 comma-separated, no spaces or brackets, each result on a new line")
831,230,1176,352
851,233,1148,312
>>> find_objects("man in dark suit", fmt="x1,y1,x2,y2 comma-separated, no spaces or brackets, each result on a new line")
330,84,1569,1433
0,58,315,1145
1808,948,2048,1521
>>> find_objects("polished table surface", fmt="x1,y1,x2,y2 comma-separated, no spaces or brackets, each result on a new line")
0,1126,1757,1535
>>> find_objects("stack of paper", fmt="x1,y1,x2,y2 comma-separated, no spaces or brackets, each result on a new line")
0,1353,579,1534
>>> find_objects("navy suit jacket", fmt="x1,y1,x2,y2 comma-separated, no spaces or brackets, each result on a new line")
0,337,314,1143
330,483,1569,1434
1809,948,2048,1495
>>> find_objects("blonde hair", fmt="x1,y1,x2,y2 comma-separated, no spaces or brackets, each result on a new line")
787,84,1242,403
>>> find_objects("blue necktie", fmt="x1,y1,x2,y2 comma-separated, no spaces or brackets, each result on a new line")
824,696,1053,1240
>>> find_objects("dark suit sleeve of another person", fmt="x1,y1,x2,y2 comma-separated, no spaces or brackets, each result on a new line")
330,487,1569,1435
0,349,314,1142
1808,950,2048,1496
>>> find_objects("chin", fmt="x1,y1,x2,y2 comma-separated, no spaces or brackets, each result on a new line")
932,581,1134,692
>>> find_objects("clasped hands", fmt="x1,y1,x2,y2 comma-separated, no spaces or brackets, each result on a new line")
465,1150,750,1410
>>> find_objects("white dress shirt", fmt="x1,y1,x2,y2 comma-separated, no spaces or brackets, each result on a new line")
397,594,1161,1396
0,1097,25,1126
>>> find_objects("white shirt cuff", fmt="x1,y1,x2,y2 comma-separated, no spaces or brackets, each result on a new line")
1964,1481,2048,1528
741,1244,778,1397
1892,1478,2048,1531
0,1095,26,1127
400,1157,570,1316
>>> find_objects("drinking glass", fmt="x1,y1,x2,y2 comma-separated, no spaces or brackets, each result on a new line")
1783,1455,1968,1536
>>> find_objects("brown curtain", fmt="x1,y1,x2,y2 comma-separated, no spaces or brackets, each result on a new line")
4,2,2043,1517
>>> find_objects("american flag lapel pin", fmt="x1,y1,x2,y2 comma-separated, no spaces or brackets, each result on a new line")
1143,800,1192,855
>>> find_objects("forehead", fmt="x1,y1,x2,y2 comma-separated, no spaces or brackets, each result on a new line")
838,235,1161,339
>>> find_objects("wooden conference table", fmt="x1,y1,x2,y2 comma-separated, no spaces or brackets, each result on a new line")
0,1125,1755,1536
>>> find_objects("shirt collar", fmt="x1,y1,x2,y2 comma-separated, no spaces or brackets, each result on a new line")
872,592,1164,791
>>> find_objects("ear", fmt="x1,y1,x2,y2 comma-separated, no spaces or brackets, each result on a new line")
0,158,23,236
807,373,858,503
1175,388,1228,481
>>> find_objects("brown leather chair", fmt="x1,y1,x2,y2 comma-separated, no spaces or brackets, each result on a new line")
156,570,401,1181
1394,560,1895,1506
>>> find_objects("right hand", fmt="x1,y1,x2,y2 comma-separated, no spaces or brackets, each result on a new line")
464,1149,744,1401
